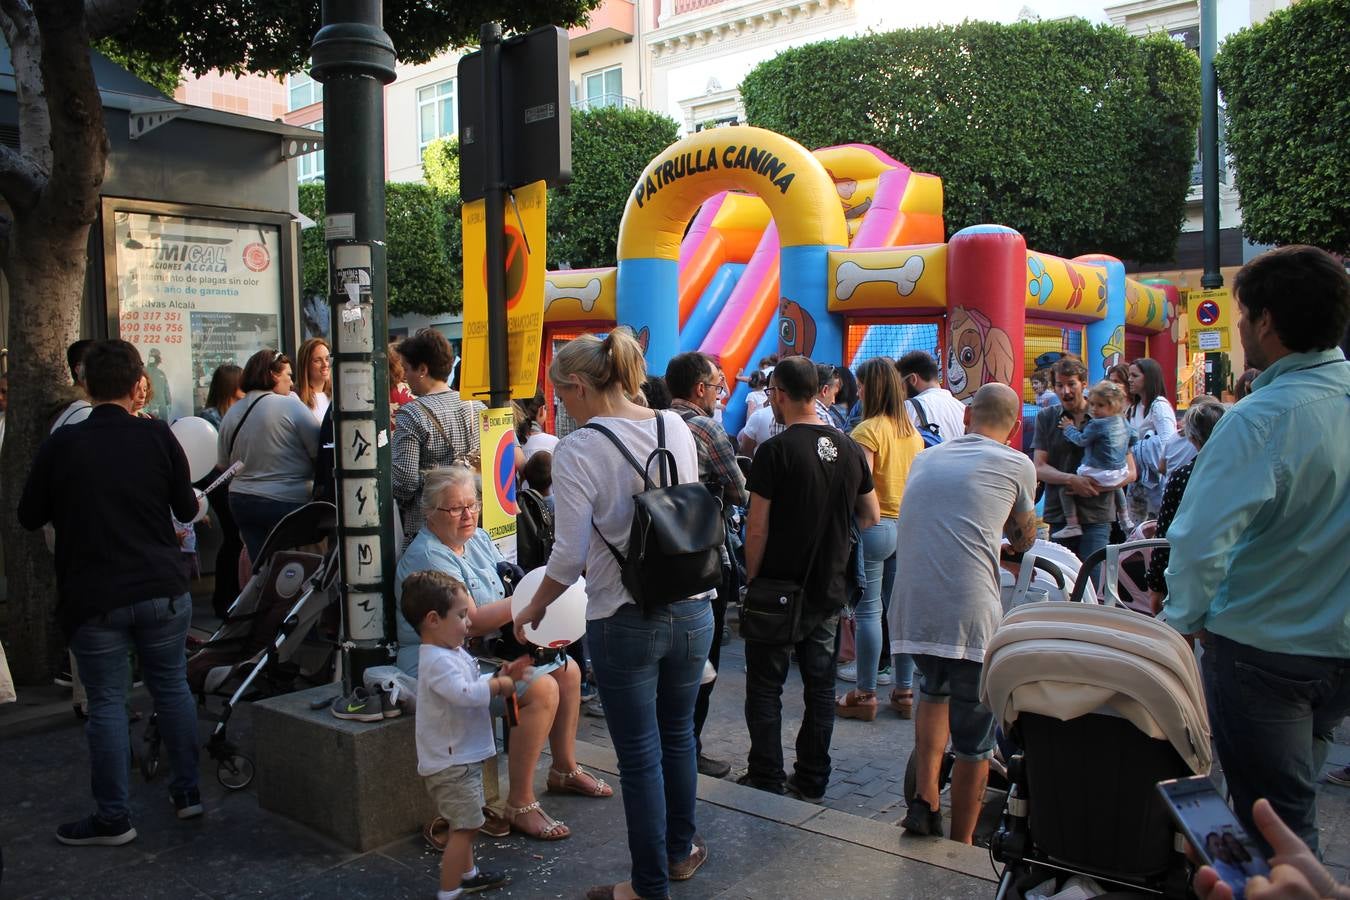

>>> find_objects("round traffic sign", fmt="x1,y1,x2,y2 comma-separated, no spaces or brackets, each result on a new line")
1196,300,1220,326
482,225,529,312
492,428,518,517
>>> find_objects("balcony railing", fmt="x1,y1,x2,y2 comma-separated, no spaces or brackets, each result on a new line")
572,93,637,111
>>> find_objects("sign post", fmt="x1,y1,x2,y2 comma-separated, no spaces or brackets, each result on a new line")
310,0,399,690
458,24,570,557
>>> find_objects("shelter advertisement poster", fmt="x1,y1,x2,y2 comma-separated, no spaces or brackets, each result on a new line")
479,406,519,562
113,211,282,421
461,179,547,402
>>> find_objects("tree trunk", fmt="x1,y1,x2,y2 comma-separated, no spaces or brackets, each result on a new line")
0,230,93,683
0,0,110,684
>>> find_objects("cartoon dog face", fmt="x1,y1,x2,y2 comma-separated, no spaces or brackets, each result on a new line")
947,306,1015,400
779,299,816,359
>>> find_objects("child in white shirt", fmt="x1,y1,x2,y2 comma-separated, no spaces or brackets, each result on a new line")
403,571,523,899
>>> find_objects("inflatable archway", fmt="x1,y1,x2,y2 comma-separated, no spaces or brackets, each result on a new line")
615,126,849,371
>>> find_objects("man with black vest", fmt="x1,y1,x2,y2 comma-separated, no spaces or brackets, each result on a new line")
666,350,748,779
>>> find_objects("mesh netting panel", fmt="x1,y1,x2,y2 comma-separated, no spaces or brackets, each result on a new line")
845,322,941,371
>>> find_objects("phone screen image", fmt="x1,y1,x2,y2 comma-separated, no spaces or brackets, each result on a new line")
1163,780,1270,899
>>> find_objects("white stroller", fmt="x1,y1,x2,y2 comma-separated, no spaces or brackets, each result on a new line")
982,540,1211,898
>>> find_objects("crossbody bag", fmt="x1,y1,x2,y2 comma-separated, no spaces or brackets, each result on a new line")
740,447,846,645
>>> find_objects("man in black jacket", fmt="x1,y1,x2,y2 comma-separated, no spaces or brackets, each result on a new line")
20,340,202,846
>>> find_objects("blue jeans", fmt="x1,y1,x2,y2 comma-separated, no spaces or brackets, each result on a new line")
854,518,896,693
1206,634,1350,857
229,492,306,563
913,654,997,761
68,595,199,822
744,614,839,797
1050,520,1111,586
588,599,714,898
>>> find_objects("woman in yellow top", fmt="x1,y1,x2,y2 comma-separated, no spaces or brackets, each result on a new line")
837,358,924,721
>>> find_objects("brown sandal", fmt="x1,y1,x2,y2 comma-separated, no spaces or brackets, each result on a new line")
546,765,614,798
836,689,878,721
422,816,449,851
505,800,570,840
890,689,914,719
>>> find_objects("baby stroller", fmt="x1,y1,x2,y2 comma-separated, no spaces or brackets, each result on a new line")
982,540,1211,898
140,502,341,790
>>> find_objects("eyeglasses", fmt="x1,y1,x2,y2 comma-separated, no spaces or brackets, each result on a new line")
701,380,729,398
764,385,778,395
435,502,481,518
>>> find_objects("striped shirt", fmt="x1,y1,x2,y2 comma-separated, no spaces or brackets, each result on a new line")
392,391,482,546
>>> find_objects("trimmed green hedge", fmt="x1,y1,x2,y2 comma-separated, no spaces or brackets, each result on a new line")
740,20,1200,263
1216,0,1350,253
548,105,680,269
299,181,460,316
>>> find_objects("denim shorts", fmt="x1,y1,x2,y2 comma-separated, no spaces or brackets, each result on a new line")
913,654,997,761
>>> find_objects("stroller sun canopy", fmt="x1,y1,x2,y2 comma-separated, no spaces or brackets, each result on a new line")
980,601,1212,775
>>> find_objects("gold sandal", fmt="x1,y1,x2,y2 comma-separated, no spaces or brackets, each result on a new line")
505,800,570,840
546,765,614,798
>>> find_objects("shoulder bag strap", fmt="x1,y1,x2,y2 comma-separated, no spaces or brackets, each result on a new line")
227,393,270,458
580,418,658,568
907,397,932,430
417,396,455,450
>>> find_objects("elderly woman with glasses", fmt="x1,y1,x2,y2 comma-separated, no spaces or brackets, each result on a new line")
395,466,611,843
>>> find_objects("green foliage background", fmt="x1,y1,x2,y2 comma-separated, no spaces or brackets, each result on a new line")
299,181,460,316
1215,0,1350,253
547,105,679,269
740,20,1200,263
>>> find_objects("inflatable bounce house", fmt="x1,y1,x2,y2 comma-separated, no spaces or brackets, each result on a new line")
540,126,1179,437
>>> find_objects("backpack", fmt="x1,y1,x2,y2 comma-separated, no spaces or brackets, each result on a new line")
583,414,724,612
907,397,943,448
515,486,554,571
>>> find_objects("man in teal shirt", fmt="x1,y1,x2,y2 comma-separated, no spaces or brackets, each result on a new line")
1165,245,1350,856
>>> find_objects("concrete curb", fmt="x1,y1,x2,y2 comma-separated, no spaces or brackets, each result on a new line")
574,739,999,883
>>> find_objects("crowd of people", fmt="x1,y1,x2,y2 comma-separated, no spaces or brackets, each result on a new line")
9,244,1349,900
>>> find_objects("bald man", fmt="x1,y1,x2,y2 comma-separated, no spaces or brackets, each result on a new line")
889,383,1037,844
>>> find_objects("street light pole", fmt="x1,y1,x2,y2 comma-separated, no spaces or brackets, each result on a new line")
309,0,399,689
1200,0,1222,290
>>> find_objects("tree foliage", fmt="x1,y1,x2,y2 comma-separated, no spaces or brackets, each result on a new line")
299,181,460,316
740,20,1200,263
548,105,679,269
1215,0,1350,253
106,0,603,78
93,37,181,96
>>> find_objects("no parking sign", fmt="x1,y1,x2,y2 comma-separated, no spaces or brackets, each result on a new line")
1186,288,1232,352
479,407,518,561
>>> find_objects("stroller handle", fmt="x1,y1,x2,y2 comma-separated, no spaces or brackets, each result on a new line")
1068,539,1170,606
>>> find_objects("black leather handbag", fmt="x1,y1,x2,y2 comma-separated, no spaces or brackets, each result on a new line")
584,415,724,612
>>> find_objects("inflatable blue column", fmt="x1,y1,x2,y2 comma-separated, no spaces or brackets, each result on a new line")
617,257,679,376
778,244,844,365
1077,255,1126,383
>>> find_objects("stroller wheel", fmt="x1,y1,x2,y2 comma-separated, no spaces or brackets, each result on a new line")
217,754,255,790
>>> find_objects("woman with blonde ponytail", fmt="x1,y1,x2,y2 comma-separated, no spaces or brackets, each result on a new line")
516,329,716,900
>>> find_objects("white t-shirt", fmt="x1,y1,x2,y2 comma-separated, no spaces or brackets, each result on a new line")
737,405,780,449
308,391,330,424
890,434,1036,662
522,430,559,459
745,389,767,419
51,399,92,432
415,643,495,774
906,387,967,441
546,410,704,620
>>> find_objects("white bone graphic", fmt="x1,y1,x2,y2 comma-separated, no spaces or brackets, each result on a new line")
545,277,602,312
834,256,925,302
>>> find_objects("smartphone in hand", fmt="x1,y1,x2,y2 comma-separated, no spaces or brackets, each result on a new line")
1157,776,1270,899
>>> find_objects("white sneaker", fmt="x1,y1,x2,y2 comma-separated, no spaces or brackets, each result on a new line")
837,663,858,682
876,667,894,685
1052,524,1083,539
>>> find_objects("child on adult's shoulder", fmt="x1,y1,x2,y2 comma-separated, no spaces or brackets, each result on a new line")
403,570,528,899
1053,380,1131,540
